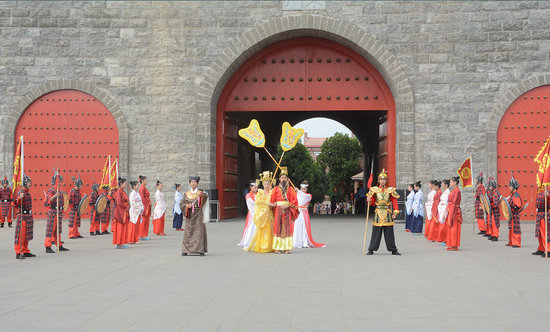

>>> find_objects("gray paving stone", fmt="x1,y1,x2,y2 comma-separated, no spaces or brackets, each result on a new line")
0,215,549,331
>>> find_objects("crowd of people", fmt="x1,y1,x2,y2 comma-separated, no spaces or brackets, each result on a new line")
238,168,325,253
2,171,209,259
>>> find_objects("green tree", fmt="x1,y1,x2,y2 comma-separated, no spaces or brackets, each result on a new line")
275,142,328,204
317,132,362,202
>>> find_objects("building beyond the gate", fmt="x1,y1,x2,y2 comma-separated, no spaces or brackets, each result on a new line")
1,1,550,221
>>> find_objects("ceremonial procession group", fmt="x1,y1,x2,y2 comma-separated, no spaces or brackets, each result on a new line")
4,135,211,259
237,167,325,254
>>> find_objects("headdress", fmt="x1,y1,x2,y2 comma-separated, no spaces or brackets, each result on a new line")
378,169,388,179
189,176,200,183
250,181,259,187
51,168,63,186
1,176,8,185
279,167,288,177
300,180,309,188
259,171,273,183
22,173,31,187
488,177,497,189
476,172,483,184
92,178,99,192
508,172,519,190
74,173,83,187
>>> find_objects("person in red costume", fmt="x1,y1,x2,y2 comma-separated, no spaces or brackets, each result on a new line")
445,177,463,251
269,167,299,254
44,171,69,253
113,177,129,249
507,174,522,248
139,175,152,241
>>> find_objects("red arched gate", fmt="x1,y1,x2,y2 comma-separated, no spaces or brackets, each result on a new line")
216,37,396,220
497,86,550,220
14,90,119,218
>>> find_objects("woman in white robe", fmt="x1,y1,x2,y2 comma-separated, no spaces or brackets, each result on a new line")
293,182,325,248
238,182,258,247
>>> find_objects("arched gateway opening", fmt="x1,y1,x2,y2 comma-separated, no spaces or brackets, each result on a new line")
216,37,396,219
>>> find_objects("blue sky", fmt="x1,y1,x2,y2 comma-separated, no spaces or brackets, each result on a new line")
295,117,352,138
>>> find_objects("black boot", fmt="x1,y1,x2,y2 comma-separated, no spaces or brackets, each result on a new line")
491,237,498,242
23,253,36,257
477,231,485,235
15,254,25,259
366,250,374,255
532,250,544,255
90,232,96,236
181,253,187,256
8,222,12,228
487,236,493,240
45,247,55,253
483,234,490,237
0,223,3,228
392,250,401,255
95,230,102,235
59,245,69,251
102,231,110,235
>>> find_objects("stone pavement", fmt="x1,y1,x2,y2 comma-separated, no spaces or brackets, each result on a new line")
0,215,549,332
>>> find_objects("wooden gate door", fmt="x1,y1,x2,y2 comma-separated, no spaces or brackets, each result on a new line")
497,86,550,220
14,90,119,218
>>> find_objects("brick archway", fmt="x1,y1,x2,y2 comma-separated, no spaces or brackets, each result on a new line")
195,14,415,191
1,80,129,179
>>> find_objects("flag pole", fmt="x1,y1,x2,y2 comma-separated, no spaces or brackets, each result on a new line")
470,156,475,233
545,185,548,259
19,136,24,261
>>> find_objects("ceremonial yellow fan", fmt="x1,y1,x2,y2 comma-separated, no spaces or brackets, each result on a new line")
238,119,265,148
280,122,304,151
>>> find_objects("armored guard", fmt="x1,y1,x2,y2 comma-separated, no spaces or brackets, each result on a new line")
100,184,111,235
44,171,69,253
89,181,101,236
68,175,84,239
14,174,35,259
507,174,522,248
0,176,13,228
366,169,401,255
486,177,500,242
474,173,486,235
533,188,550,256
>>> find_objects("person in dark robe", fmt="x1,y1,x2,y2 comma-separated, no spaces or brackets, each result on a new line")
181,176,208,256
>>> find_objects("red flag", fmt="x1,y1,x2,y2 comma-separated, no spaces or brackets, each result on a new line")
457,157,473,188
110,158,118,189
535,135,550,191
12,136,23,194
367,173,373,188
100,156,110,188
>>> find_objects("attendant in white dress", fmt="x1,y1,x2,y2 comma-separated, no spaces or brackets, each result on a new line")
411,181,424,235
173,184,184,231
153,181,166,236
437,180,451,245
424,181,436,239
127,181,144,244
293,181,325,248
238,182,258,247
405,184,415,232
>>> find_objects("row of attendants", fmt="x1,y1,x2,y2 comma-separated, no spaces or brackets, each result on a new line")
406,178,462,251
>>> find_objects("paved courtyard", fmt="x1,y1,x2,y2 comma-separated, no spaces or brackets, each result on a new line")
0,215,549,332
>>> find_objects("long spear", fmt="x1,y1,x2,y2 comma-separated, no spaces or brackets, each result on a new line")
363,159,374,255
56,164,60,254
19,136,24,261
